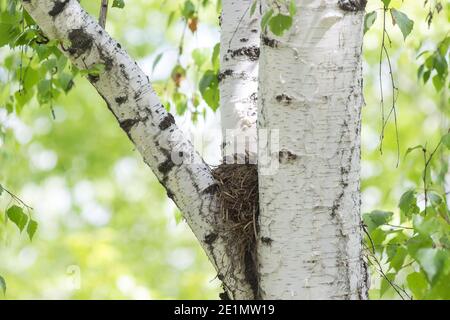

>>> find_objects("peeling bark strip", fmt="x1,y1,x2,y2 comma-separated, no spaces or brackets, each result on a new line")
22,0,246,300
257,0,368,299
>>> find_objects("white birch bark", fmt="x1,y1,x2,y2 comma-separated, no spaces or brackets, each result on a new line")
216,0,261,299
21,0,246,299
219,0,259,164
257,0,369,299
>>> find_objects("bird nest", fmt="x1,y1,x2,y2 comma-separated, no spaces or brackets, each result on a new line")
212,163,259,297
212,163,259,247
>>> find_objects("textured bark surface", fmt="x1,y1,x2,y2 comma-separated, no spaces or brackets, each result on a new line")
217,0,261,299
219,0,259,164
257,0,368,299
21,0,248,300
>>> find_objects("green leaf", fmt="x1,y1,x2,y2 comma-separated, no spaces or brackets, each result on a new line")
212,43,220,72
152,53,164,72
407,272,428,299
173,92,188,115
112,0,125,9
423,70,431,83
182,0,196,19
261,9,274,29
413,214,440,237
432,74,443,91
428,191,443,207
433,53,448,77
415,248,446,284
389,246,408,272
363,210,393,232
390,9,414,41
442,133,450,149
380,272,396,297
6,205,28,232
289,0,297,17
364,11,377,34
398,189,418,217
174,209,183,225
269,14,293,36
250,0,257,16
27,219,38,241
381,0,391,7
0,275,5,295
199,70,219,111
58,73,74,93
404,144,423,158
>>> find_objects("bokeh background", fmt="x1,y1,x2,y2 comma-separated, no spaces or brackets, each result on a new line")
0,0,448,299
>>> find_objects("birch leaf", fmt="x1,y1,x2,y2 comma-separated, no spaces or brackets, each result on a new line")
364,11,377,34
390,9,414,40
6,205,28,232
269,14,292,36
112,0,125,8
442,133,450,149
27,219,38,241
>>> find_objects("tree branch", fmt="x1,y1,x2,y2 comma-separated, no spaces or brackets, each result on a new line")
21,0,246,299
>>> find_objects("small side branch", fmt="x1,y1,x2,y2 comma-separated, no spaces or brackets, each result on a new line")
98,0,109,28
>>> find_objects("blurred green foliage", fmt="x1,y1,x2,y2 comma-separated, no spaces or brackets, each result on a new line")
0,0,448,299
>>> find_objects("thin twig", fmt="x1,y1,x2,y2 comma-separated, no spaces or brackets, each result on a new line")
99,0,109,28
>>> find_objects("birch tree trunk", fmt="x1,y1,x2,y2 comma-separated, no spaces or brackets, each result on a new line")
20,0,249,300
257,0,369,299
219,0,259,164
216,0,261,299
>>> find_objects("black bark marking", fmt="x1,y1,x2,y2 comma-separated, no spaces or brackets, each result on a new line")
338,0,367,11
229,46,260,61
275,93,293,105
279,149,298,163
262,35,278,48
202,184,218,195
159,113,175,130
204,233,218,245
119,118,138,133
240,38,248,43
219,291,230,300
261,237,273,245
158,158,175,175
119,63,129,80
115,96,128,105
68,29,93,57
218,69,233,82
97,46,114,71
87,74,99,83
244,250,259,299
48,0,69,17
